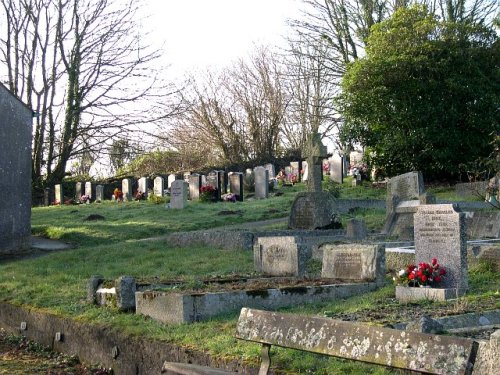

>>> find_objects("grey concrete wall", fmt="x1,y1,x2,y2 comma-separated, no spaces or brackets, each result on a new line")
0,83,32,256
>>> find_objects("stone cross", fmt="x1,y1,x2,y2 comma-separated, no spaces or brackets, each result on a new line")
304,133,327,192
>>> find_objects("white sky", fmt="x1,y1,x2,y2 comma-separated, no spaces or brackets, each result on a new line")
144,0,302,79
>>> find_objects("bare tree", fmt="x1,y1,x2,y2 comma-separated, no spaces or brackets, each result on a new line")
0,0,175,191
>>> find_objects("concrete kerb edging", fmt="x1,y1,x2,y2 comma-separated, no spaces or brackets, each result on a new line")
0,302,254,375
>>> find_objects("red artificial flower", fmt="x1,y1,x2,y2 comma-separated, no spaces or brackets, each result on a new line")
420,275,427,282
432,258,437,265
440,268,446,275
409,273,415,280
434,276,441,283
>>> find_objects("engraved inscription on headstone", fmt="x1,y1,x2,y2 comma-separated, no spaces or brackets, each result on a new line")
414,204,467,290
333,252,362,278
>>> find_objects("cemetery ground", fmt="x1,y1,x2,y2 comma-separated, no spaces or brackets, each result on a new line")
0,180,498,374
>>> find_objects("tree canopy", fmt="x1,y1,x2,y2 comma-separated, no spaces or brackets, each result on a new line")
337,5,499,179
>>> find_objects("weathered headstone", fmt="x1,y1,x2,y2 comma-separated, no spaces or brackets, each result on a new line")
229,172,244,201
188,174,202,200
116,276,136,312
329,154,344,184
466,211,500,239
54,184,63,205
138,177,149,198
183,172,191,183
0,83,32,256
264,163,275,179
122,178,132,201
95,185,104,202
321,244,385,284
414,204,467,290
167,174,176,188
346,218,367,240
75,182,84,200
206,171,222,201
85,181,93,199
153,176,165,196
170,180,188,209
218,170,227,195
383,171,426,239
254,166,269,199
288,192,336,229
254,236,310,277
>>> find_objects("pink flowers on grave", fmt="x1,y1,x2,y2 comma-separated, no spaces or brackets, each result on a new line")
394,258,446,287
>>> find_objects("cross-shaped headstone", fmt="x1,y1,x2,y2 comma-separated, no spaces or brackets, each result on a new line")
304,133,328,192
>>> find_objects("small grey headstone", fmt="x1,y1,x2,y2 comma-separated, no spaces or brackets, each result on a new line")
153,176,165,196
87,275,104,304
329,154,344,184
54,184,63,205
75,182,83,200
288,192,336,230
254,236,310,276
188,174,202,200
321,244,385,284
346,218,367,240
95,185,104,202
122,178,132,201
116,276,136,311
229,172,244,201
254,166,269,199
170,180,188,209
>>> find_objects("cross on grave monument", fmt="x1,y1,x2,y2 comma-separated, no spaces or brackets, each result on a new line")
305,133,327,192
288,133,337,230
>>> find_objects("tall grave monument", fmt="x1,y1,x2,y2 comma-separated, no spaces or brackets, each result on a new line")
0,83,32,256
289,133,336,229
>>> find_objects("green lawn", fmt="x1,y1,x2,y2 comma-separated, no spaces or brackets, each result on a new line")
1,181,497,374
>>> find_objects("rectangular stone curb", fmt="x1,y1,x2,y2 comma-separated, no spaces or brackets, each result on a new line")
396,286,467,302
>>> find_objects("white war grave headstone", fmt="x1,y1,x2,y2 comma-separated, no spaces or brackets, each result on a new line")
153,176,165,197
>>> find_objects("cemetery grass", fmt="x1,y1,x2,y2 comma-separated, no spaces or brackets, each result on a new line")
1,183,496,374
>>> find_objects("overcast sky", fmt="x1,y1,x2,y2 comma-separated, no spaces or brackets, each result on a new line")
145,0,302,79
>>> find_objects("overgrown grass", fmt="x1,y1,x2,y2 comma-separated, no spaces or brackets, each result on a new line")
2,182,497,374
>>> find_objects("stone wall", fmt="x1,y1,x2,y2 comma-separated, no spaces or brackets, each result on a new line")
0,83,32,256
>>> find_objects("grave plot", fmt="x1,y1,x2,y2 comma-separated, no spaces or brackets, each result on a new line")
90,239,386,324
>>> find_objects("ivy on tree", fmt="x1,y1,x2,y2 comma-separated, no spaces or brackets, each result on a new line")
337,5,499,179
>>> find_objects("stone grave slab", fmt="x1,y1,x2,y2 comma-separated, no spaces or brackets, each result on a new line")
254,236,310,276
466,211,500,239
229,172,243,201
188,174,202,200
75,182,83,200
321,244,385,284
95,185,104,202
54,184,63,205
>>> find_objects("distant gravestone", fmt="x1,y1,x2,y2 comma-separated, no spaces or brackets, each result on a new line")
290,161,302,182
466,211,500,239
167,174,176,188
122,178,132,201
288,192,336,229
264,163,275,179
75,182,84,200
414,204,468,291
302,161,308,181
206,171,222,201
346,218,367,240
329,154,344,184
170,180,188,209
254,236,310,277
218,170,227,195
153,176,164,197
85,181,93,199
229,172,244,201
183,172,191,183
138,177,149,198
95,185,104,202
54,184,63,205
188,174,202,200
254,166,269,199
321,244,385,284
